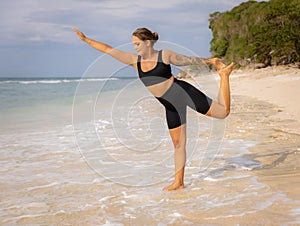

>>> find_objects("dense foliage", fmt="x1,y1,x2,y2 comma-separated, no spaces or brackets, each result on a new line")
209,0,300,66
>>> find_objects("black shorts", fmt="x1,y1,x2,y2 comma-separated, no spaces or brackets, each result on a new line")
156,78,212,129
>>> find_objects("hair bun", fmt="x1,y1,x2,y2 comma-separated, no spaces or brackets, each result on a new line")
132,27,159,46
152,32,159,41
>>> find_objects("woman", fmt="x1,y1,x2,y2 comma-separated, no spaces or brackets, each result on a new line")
72,27,234,191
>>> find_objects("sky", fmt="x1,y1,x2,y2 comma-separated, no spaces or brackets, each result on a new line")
0,0,262,78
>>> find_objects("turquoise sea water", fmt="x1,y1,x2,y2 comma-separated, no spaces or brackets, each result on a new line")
0,77,135,111
0,77,137,131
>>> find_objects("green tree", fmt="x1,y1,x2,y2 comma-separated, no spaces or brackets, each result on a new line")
209,0,300,66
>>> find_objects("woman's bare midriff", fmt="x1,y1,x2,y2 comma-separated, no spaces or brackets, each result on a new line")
146,76,174,98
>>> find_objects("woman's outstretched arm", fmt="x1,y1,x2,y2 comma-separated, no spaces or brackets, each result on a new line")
164,50,226,69
163,50,207,66
72,28,136,66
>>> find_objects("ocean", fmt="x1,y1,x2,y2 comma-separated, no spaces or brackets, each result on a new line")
0,76,299,225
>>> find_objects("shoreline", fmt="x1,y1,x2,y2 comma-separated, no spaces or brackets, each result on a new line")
226,65,300,223
1,65,299,225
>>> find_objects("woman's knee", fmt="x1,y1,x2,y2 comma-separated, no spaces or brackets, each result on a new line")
169,125,186,149
209,110,230,119
205,103,230,119
225,109,230,118
172,138,183,149
218,108,230,119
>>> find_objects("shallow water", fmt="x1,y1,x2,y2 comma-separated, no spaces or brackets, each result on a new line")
1,125,298,225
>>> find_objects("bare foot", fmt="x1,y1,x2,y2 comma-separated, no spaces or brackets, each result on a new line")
218,62,235,77
202,58,226,70
163,182,184,191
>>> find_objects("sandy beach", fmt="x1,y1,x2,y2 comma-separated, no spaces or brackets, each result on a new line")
221,64,300,224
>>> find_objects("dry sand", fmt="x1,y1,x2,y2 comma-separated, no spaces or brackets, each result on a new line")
231,65,300,134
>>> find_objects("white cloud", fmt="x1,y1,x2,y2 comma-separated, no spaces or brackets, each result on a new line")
0,0,170,44
0,1,70,44
0,0,253,46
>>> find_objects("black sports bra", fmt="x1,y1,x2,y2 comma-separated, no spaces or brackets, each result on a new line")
137,50,172,87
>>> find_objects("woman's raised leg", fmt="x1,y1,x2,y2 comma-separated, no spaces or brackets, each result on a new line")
163,124,187,191
205,62,234,119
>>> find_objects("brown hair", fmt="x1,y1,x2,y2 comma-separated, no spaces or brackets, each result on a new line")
132,27,159,46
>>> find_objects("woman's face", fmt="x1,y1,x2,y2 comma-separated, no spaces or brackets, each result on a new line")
132,35,150,55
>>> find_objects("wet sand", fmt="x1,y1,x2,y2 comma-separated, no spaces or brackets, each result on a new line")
222,65,300,224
